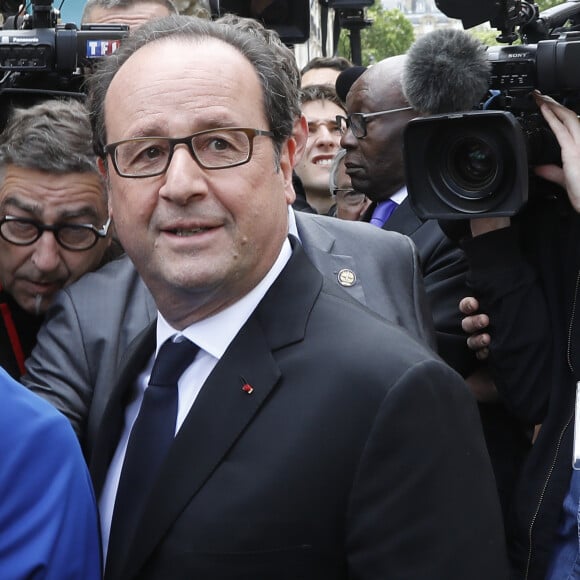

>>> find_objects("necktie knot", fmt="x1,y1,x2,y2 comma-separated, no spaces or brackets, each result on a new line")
149,338,199,387
370,199,397,228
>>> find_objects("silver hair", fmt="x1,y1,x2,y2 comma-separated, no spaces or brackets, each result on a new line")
0,99,102,180
216,13,301,121
329,148,347,193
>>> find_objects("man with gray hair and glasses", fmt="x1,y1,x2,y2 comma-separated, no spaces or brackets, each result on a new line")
0,98,112,378
329,148,370,221
75,14,506,579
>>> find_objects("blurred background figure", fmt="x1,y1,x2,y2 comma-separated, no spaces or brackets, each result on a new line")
294,84,345,215
81,0,178,30
300,55,352,88
329,148,370,220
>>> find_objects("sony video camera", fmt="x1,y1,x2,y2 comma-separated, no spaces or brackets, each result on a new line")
0,0,128,128
404,0,580,219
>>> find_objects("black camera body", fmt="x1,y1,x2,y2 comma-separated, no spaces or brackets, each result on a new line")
405,1,580,219
1,24,127,74
0,0,128,129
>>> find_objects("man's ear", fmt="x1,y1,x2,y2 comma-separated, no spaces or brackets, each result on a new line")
279,138,297,205
291,113,308,166
97,156,108,179
280,137,297,182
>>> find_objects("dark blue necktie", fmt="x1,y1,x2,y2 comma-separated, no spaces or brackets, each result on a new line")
370,199,398,227
107,337,199,572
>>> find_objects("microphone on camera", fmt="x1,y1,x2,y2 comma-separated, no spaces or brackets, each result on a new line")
402,28,491,115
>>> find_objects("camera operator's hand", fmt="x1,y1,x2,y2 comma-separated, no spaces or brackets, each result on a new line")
459,296,490,361
534,91,580,213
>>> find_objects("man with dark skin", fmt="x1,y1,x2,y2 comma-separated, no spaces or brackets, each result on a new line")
338,55,531,516
339,55,475,377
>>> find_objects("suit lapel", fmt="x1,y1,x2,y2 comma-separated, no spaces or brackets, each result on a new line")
364,198,423,236
121,317,281,579
383,198,423,236
296,213,367,306
117,241,323,579
89,322,156,496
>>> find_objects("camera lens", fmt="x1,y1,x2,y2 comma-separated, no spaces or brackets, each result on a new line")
404,110,528,218
446,137,499,195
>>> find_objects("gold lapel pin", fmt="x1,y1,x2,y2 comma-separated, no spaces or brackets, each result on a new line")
337,268,356,287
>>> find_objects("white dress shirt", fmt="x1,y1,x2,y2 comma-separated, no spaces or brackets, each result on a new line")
99,237,292,559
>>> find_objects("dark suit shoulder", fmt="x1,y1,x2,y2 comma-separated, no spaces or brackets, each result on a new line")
316,276,440,375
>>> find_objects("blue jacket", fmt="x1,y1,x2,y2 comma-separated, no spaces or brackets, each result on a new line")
0,366,101,579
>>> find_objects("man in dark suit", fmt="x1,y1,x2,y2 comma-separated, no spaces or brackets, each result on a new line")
80,15,507,579
337,54,531,517
337,55,475,378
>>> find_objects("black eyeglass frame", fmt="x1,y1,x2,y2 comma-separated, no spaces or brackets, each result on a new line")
336,106,413,139
104,127,276,178
0,215,112,251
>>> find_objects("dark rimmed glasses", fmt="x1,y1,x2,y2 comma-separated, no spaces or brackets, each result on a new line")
0,216,112,251
336,106,413,139
104,127,275,178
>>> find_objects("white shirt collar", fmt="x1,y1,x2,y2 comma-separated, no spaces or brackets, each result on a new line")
288,205,299,238
156,237,292,360
390,186,408,205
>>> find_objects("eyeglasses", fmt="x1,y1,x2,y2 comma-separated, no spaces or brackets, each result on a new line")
0,216,112,251
333,188,368,207
104,127,275,178
336,107,413,139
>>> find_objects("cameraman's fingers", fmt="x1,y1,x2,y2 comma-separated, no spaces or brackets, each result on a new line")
534,92,579,134
476,347,490,361
462,312,489,334
534,164,566,189
535,93,580,212
466,331,490,352
459,296,479,315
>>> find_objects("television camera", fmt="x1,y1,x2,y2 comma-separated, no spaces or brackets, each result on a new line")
404,0,580,219
0,0,128,129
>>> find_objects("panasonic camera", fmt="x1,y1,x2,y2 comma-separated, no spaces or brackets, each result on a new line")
404,0,580,219
0,0,128,129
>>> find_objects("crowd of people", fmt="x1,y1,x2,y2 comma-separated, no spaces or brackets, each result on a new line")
1,0,579,578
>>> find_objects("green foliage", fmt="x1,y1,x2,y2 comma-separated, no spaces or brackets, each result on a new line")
338,6,414,67
468,27,505,47
535,0,562,10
